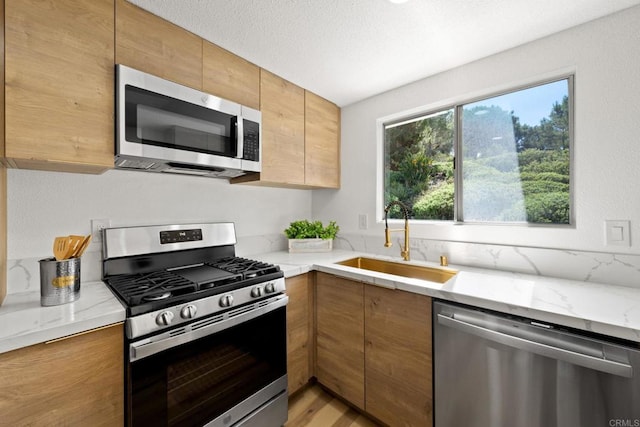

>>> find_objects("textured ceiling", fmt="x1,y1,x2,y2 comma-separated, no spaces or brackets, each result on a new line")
128,0,640,107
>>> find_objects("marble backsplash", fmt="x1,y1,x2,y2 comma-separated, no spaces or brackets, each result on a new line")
7,232,640,294
334,233,640,289
6,233,290,295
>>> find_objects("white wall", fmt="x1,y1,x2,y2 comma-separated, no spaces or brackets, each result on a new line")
7,5,640,290
7,168,311,261
314,5,640,255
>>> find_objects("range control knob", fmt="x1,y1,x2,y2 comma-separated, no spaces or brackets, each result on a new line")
264,282,276,294
219,294,234,308
180,304,197,319
250,286,263,298
156,311,174,326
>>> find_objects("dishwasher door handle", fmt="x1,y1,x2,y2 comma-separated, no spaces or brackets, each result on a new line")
437,313,633,378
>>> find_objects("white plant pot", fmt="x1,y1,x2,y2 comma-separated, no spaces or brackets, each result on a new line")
288,238,333,253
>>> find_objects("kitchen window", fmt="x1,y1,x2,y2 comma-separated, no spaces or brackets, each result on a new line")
383,76,573,225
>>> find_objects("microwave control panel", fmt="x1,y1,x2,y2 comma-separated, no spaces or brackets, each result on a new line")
243,120,260,161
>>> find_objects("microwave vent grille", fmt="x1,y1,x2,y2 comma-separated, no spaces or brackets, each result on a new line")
116,158,158,170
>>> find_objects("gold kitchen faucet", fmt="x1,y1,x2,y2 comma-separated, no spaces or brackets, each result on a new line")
384,201,411,261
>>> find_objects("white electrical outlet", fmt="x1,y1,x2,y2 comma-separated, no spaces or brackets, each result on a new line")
605,220,630,246
358,214,368,230
91,219,111,243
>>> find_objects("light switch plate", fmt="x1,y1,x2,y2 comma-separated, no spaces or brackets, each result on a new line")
358,214,368,230
91,219,111,244
605,220,630,246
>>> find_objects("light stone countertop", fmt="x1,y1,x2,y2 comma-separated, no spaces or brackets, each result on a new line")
2,248,640,355
0,281,125,354
253,250,640,343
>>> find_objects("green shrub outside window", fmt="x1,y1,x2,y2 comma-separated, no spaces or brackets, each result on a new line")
383,77,572,225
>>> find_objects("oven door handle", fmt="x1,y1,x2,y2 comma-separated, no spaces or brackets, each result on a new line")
130,295,288,362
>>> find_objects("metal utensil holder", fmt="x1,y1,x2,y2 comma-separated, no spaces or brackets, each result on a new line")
39,257,81,306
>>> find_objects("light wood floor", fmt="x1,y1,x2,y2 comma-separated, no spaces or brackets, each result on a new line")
285,384,382,427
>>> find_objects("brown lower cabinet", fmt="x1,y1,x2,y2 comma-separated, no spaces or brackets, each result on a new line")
286,274,313,395
314,272,433,427
365,284,433,427
315,272,366,408
0,323,124,426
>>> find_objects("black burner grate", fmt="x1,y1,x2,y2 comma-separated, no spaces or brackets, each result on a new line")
208,257,281,279
107,270,197,306
105,256,282,311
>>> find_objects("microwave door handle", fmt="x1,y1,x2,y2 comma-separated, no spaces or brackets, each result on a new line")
236,116,244,159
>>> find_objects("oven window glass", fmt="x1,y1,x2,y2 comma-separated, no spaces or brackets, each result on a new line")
128,306,286,427
124,86,237,157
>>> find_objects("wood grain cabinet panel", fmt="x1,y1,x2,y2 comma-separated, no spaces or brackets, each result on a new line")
315,272,365,409
0,323,124,425
286,274,313,395
256,69,305,185
365,286,433,427
304,91,340,188
3,0,114,173
202,41,260,110
115,0,202,89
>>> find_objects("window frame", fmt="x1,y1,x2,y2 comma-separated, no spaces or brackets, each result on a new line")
378,73,575,227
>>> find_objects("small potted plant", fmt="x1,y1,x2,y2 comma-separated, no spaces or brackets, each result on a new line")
284,220,339,253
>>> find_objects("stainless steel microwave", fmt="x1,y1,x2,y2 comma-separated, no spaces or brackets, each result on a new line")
115,64,261,178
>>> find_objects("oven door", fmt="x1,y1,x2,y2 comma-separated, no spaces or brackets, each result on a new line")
126,296,288,427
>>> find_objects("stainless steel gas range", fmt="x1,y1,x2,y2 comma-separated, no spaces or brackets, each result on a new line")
102,222,288,427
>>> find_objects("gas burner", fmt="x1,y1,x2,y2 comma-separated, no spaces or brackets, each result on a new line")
143,292,172,302
208,257,281,280
106,270,197,306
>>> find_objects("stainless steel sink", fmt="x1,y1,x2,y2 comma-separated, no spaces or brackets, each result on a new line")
336,257,457,283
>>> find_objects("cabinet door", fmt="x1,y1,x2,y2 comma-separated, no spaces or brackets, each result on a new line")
286,274,313,395
256,70,305,185
115,0,202,89
203,41,260,110
4,0,114,173
365,286,433,427
0,323,124,425
315,273,365,409
305,91,340,188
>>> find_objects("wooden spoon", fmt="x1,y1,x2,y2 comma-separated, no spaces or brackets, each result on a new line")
53,236,70,261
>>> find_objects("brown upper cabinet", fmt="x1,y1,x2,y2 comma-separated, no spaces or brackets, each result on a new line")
202,41,260,110
115,0,202,90
255,69,306,186
1,0,339,186
233,73,341,189
305,91,340,188
2,0,115,173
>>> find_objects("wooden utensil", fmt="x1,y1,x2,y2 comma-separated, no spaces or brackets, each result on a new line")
74,234,92,258
53,236,71,261
65,235,84,259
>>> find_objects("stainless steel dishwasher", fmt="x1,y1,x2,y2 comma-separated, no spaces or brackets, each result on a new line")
433,301,640,427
